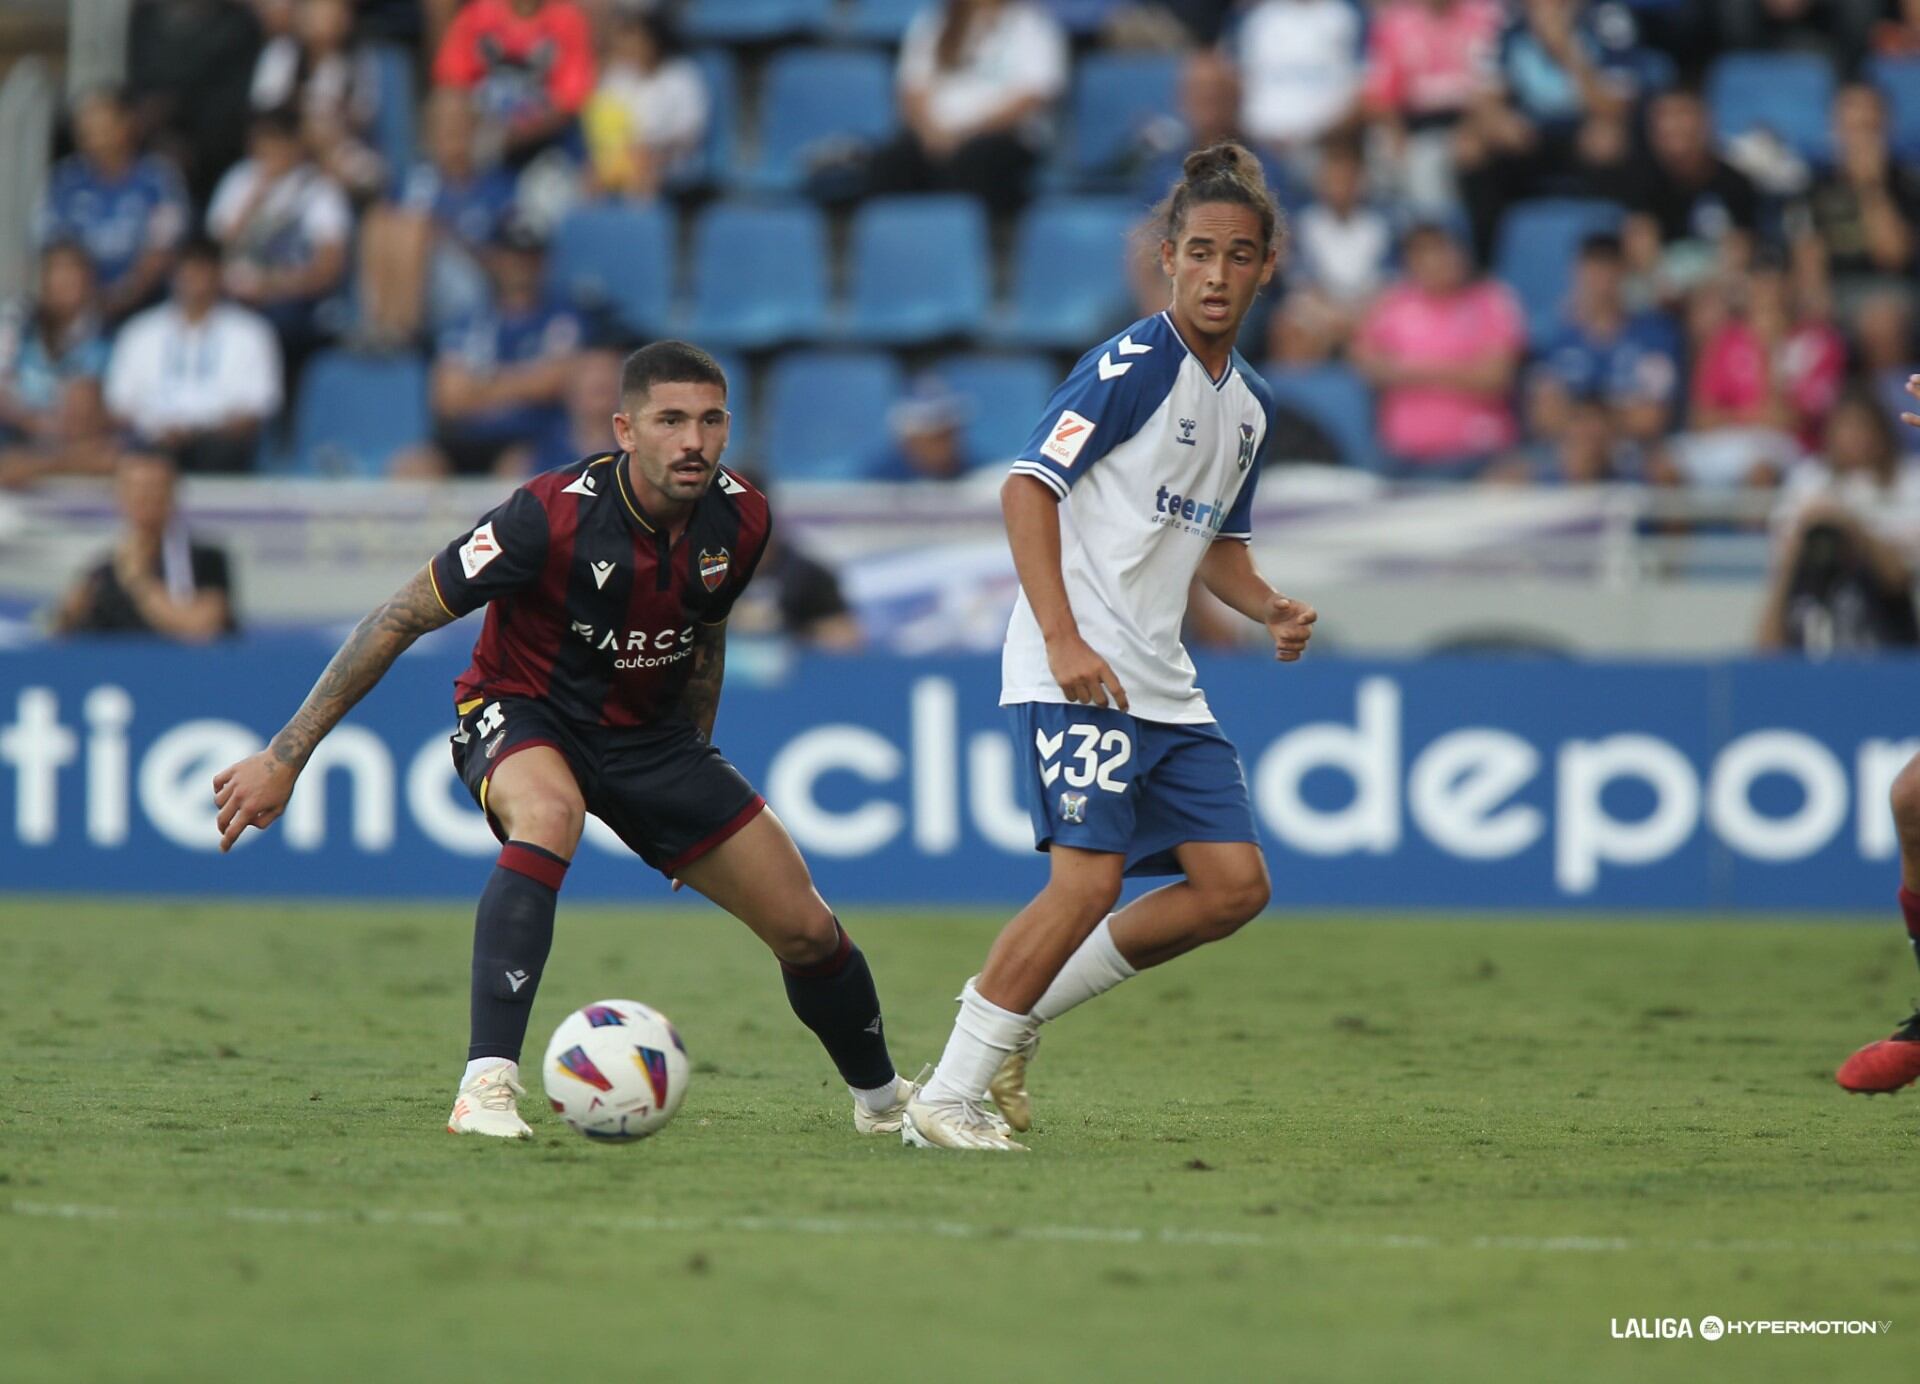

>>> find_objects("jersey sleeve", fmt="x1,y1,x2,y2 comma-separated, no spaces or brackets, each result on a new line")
1009,334,1170,499
701,489,771,626
1218,451,1260,542
429,486,551,618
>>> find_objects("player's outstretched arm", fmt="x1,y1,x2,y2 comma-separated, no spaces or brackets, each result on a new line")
1197,539,1316,662
1002,473,1128,710
678,618,727,742
211,565,457,852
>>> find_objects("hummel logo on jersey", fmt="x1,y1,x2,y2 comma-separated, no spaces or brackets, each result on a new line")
458,522,503,579
590,560,616,589
1035,728,1065,786
505,969,530,992
1177,418,1197,446
1117,334,1151,356
1097,353,1131,381
1040,410,1094,466
561,470,599,496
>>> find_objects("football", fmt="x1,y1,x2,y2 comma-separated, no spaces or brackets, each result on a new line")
541,999,691,1141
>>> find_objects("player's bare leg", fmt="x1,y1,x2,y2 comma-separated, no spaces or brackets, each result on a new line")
674,808,910,1131
448,746,584,1138
1838,752,1920,1093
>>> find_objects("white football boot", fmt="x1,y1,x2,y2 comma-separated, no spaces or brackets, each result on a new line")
446,1062,534,1139
988,1031,1041,1134
852,1073,918,1135
900,1091,1028,1152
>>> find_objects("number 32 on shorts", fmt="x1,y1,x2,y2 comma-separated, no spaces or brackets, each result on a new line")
1037,724,1133,793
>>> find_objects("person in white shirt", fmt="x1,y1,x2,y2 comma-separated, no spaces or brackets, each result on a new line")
902,143,1319,1151
582,9,709,200
867,0,1067,216
1238,0,1363,169
104,238,283,474
1272,135,1393,362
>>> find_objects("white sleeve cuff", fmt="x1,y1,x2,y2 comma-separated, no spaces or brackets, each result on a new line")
1008,460,1070,499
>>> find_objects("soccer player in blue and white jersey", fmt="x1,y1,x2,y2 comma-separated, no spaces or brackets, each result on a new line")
903,143,1318,1151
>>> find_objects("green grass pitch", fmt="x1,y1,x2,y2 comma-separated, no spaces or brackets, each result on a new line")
4,898,1919,1382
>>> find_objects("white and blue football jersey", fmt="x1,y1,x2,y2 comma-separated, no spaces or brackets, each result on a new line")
1002,311,1274,724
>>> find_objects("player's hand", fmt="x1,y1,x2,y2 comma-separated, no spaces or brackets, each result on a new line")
1046,632,1129,711
211,750,298,853
1266,595,1317,662
1902,375,1920,429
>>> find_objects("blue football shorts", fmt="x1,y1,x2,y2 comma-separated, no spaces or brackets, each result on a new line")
1007,701,1260,877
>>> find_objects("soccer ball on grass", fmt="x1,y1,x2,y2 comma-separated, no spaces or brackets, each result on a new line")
541,999,690,1141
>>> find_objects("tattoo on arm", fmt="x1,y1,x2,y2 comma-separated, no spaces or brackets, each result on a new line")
269,566,456,769
678,620,728,741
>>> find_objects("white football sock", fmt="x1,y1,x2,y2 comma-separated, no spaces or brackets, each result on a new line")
849,1076,903,1113
920,983,1032,1104
1030,915,1136,1025
462,1056,515,1086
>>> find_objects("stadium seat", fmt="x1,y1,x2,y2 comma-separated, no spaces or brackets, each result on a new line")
840,0,924,42
1068,52,1180,185
546,204,674,336
1262,364,1380,472
708,350,753,460
1045,0,1124,35
1707,52,1836,163
1493,198,1624,342
668,48,739,190
996,197,1138,350
764,351,903,481
1870,57,1920,161
846,196,990,344
683,201,829,349
935,354,1057,464
368,44,416,179
291,350,429,477
681,0,833,42
749,48,895,192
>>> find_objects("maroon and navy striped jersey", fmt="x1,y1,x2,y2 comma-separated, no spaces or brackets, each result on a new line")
428,452,772,728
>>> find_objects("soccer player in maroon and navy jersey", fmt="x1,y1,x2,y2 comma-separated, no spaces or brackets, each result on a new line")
211,342,915,1138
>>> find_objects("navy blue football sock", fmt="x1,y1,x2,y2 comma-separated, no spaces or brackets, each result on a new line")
468,841,568,1062
781,919,896,1090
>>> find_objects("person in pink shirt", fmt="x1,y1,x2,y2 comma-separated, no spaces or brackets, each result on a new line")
1353,220,1527,477
1691,267,1845,455
1361,0,1503,214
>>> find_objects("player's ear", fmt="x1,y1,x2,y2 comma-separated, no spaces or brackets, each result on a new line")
1159,237,1176,281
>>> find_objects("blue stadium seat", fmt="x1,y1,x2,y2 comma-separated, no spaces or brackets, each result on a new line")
682,0,834,42
668,48,739,190
1045,0,1124,35
546,204,674,336
683,201,829,349
292,350,429,477
1871,57,1920,161
750,48,895,192
840,0,924,42
1707,52,1836,163
846,195,990,344
764,351,903,481
935,354,1056,464
1068,52,1180,185
1261,364,1380,472
368,44,416,179
1493,198,1623,341
997,197,1138,349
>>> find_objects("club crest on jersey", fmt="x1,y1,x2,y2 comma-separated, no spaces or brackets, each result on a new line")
1236,423,1257,472
1059,791,1088,824
698,548,730,592
458,522,502,579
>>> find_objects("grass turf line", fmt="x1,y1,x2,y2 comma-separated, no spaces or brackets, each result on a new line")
3,899,1918,1383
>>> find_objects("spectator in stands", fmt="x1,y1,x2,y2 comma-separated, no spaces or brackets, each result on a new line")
104,237,284,475
127,0,263,206
206,107,353,373
1236,0,1363,179
36,87,191,322
1723,0,1883,75
397,216,581,478
250,0,386,199
1271,135,1393,363
1688,264,1844,452
47,450,238,641
724,519,864,650
1854,288,1920,442
1526,232,1682,445
867,375,977,480
1352,220,1527,477
1759,389,1920,652
0,243,115,487
1136,52,1290,207
582,9,709,200
1788,84,1920,319
1455,0,1644,261
1492,392,1641,483
359,88,516,344
1612,88,1760,306
532,342,623,473
868,0,1068,217
1360,0,1504,215
432,0,596,166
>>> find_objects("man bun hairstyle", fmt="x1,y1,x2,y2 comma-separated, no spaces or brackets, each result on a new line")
1160,140,1283,252
621,340,728,403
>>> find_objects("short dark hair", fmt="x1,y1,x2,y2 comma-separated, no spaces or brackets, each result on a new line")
178,234,222,267
1578,232,1624,262
1157,141,1284,255
251,106,301,141
620,341,727,405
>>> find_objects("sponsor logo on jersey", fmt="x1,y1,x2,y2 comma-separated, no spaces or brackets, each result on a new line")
1153,485,1233,536
584,625,699,670
561,470,599,496
458,522,503,579
1041,410,1094,466
590,559,616,589
1236,422,1257,472
698,548,730,592
484,732,506,760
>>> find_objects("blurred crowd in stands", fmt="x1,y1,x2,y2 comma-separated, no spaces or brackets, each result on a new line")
8,0,1920,648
